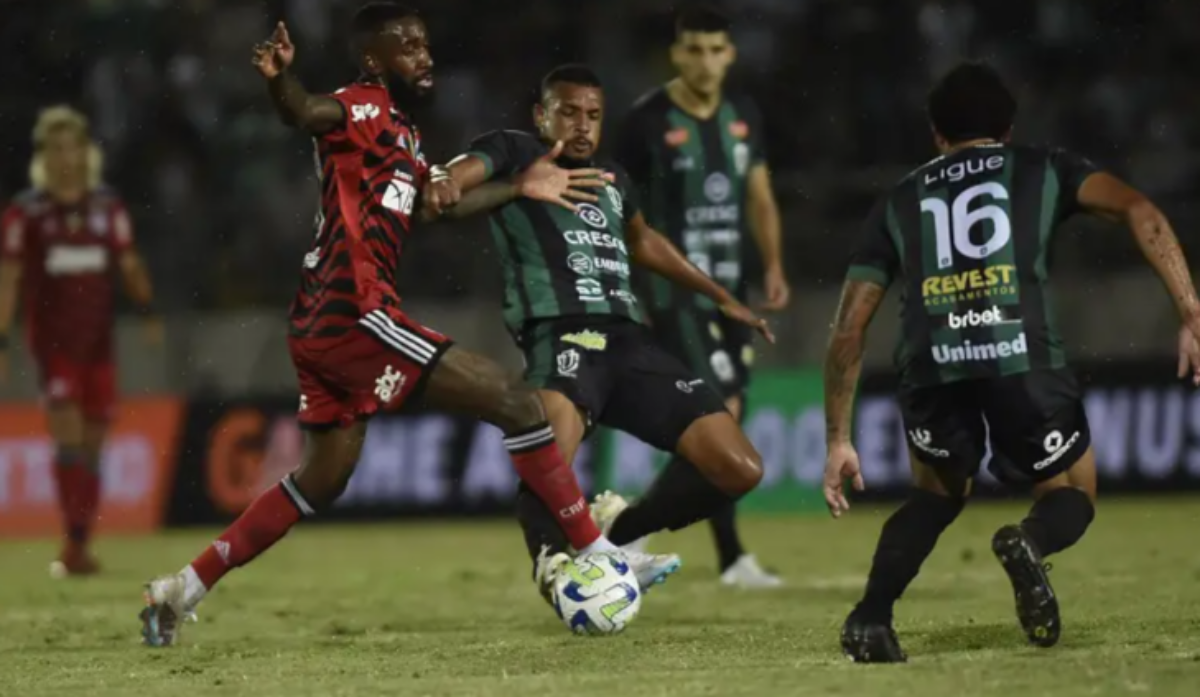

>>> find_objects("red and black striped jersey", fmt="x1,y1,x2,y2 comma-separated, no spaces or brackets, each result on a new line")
1,187,134,361
289,81,429,338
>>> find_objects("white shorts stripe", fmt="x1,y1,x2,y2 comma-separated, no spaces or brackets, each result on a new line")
365,310,438,357
359,314,435,364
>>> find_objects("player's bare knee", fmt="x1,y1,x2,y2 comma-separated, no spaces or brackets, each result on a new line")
725,448,763,495
492,382,547,434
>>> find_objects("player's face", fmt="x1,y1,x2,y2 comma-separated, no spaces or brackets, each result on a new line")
367,17,435,107
671,31,735,97
535,84,604,161
41,127,89,190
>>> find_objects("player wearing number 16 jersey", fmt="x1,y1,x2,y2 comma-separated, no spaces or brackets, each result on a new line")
140,3,628,647
823,62,1200,663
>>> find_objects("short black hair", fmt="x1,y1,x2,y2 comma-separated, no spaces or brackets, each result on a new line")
676,5,732,37
351,2,419,51
540,64,603,100
927,62,1016,144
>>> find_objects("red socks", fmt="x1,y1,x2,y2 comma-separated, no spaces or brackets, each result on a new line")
54,452,100,546
190,477,310,590
504,424,601,550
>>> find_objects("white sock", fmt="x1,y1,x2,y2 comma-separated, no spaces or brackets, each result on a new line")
181,565,207,610
578,536,619,555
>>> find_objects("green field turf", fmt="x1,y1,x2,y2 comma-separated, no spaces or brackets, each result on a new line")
1,498,1198,696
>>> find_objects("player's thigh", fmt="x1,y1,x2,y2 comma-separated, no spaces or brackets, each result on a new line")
292,421,368,508
1030,446,1097,503
516,322,610,436
81,361,117,431
898,382,987,497
38,356,86,447
981,368,1091,490
421,345,546,433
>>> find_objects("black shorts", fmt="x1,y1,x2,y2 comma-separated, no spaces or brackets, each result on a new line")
519,316,727,452
648,307,752,401
898,368,1091,489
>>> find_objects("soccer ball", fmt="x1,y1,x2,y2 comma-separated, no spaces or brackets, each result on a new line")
551,552,642,636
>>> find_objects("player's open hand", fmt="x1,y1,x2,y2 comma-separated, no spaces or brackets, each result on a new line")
515,141,605,212
252,21,296,79
1178,321,1200,386
423,166,462,217
824,441,865,518
761,265,791,311
718,300,775,343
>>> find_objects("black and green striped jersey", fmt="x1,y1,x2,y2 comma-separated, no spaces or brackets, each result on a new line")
617,87,766,310
466,130,645,335
848,143,1100,388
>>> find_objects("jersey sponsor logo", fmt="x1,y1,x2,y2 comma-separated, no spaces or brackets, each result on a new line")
946,305,1015,329
908,428,950,458
931,332,1028,364
673,156,695,171
44,245,108,275
575,203,608,229
711,349,735,383
351,104,381,122
298,395,308,413
382,173,418,216
556,348,581,377
1034,429,1081,471
685,206,739,226
704,172,731,203
664,128,690,147
608,288,637,305
374,365,407,404
675,378,704,394
560,330,607,351
605,185,624,218
563,229,628,255
567,251,595,277
922,265,1016,307
729,120,749,139
733,143,750,176
575,278,605,303
923,153,1006,186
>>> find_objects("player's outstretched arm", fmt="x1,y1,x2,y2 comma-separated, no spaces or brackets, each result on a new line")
252,22,344,134
626,212,773,342
1076,172,1200,381
747,163,790,310
0,206,25,384
822,278,884,515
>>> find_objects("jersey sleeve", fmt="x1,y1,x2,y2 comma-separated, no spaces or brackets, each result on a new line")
465,130,542,179
1048,148,1102,216
611,164,642,224
845,196,900,288
739,97,768,167
1,204,26,261
320,86,379,150
110,199,135,253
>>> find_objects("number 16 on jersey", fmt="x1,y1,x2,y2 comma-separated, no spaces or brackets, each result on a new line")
920,183,1012,270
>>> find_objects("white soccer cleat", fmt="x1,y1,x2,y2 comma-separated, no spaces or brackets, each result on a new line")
624,548,682,592
590,490,649,554
720,554,784,589
534,545,573,607
139,573,197,647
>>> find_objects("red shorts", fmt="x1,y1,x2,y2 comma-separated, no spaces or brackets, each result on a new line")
288,308,453,429
36,354,117,423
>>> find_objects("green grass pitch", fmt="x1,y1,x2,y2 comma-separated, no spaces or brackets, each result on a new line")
2,498,1198,696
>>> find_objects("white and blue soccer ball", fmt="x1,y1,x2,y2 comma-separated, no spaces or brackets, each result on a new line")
551,552,642,636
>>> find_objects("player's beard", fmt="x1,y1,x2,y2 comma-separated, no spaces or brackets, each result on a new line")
386,74,434,111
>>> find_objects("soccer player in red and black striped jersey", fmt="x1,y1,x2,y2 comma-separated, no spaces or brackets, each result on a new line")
140,3,636,647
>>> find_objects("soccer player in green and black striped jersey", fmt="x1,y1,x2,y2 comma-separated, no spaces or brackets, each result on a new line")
444,64,779,606
822,62,1200,663
616,5,790,589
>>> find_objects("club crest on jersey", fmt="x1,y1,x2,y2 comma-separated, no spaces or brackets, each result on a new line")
557,349,581,377
605,186,623,217
664,128,690,147
374,365,407,404
733,143,750,177
576,203,608,229
560,330,607,352
704,173,731,203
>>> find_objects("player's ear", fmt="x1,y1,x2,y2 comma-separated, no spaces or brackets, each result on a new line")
361,51,381,77
726,40,737,66
669,41,684,70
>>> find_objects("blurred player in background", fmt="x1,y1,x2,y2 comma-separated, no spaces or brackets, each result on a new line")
443,64,772,604
616,6,789,588
823,62,1200,663
0,106,159,577
140,3,633,647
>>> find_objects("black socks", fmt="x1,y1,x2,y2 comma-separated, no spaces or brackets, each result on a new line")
608,457,740,546
1020,487,1094,557
858,489,965,622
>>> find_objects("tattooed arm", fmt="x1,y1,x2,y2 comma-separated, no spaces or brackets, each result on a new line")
824,280,887,444
1076,171,1200,382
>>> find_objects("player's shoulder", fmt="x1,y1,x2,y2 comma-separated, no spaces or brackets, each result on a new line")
87,185,124,208
723,91,761,119
5,188,49,216
331,81,389,122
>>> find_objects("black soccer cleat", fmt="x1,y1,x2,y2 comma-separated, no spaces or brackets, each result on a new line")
992,524,1060,648
841,609,908,664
